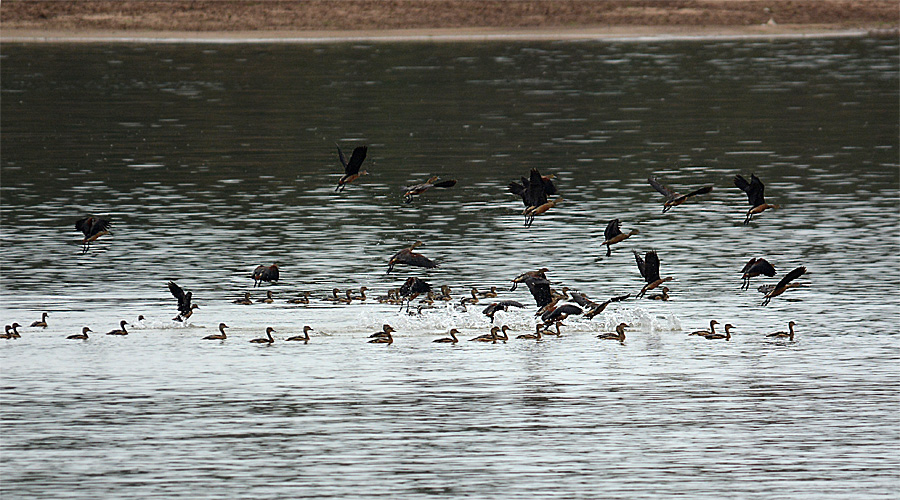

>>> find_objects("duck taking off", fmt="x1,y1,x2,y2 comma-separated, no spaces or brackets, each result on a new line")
387,241,437,273
634,250,673,298
740,258,776,290
508,168,557,227
251,263,279,287
75,216,111,254
601,219,639,257
168,281,198,322
335,144,368,192
762,266,807,306
403,176,458,203
734,174,779,224
647,176,713,213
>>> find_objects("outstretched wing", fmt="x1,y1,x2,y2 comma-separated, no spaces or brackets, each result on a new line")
75,216,111,238
740,257,758,274
335,144,349,170
432,179,457,189
167,281,190,312
648,177,675,200
604,219,622,242
685,185,713,198
748,258,776,277
633,250,647,279
508,181,525,198
644,250,661,283
346,146,368,175
524,169,550,207
774,266,806,290
524,276,553,308
734,174,765,206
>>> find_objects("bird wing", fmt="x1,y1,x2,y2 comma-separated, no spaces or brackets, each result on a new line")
524,277,553,308
262,265,279,281
432,179,457,189
335,144,349,170
644,251,661,283
252,265,266,278
774,266,806,290
748,174,766,206
541,175,557,196
633,250,646,279
684,185,713,198
569,292,596,308
400,277,432,297
607,293,631,303
168,281,190,312
75,217,91,234
496,300,525,308
524,169,549,207
604,219,622,241
345,146,368,175
648,177,675,200
508,181,525,198
404,253,438,269
749,258,777,277
740,258,758,274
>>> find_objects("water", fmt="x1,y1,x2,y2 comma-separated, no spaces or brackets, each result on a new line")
1,37,898,498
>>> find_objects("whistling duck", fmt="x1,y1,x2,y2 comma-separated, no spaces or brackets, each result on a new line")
438,285,453,301
399,277,431,312
598,323,628,341
388,241,437,273
369,324,396,338
510,267,549,291
1,325,15,340
762,266,807,306
250,327,276,344
767,321,796,340
67,327,92,340
704,324,734,340
368,331,393,344
251,263,279,287
30,312,49,328
287,291,312,304
460,288,480,305
323,288,342,302
524,197,564,225
403,176,458,203
574,293,631,319
740,258,776,290
234,292,253,305
8,323,21,338
734,174,779,224
509,169,557,227
286,326,314,342
335,144,368,192
433,329,460,343
257,290,275,304
648,176,713,213
75,216,111,254
168,281,198,321
471,326,501,342
689,320,719,336
517,324,544,340
602,219,639,257
648,287,670,301
634,250,673,298
106,320,129,336
541,304,583,335
203,323,229,340
482,300,526,323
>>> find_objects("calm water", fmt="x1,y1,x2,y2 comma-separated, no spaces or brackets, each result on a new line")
1,37,898,498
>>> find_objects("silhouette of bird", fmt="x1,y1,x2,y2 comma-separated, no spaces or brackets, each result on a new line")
572,292,631,319
508,168,557,227
399,277,432,312
634,250,673,298
510,267,549,291
522,275,553,309
601,219,639,257
647,176,713,213
734,174,779,224
482,300,526,323
740,257,776,290
251,263,279,287
168,281,198,322
335,144,368,192
540,304,583,335
762,266,806,306
75,216,111,253
106,320,129,336
388,241,437,273
403,176,458,203
250,327,276,344
286,325,314,342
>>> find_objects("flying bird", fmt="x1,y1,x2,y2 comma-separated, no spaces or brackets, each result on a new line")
647,176,713,213
335,144,368,192
75,216,111,254
739,258,776,290
762,266,806,306
482,300,526,323
251,263,280,287
399,277,432,312
168,281,198,322
634,250,673,298
403,176,457,203
734,174,779,224
601,219,639,257
388,241,437,273
508,168,557,227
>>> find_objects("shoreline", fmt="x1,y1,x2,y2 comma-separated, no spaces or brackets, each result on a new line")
2,26,892,44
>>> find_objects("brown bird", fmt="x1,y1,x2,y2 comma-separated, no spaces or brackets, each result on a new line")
168,281,198,321
689,320,719,336
762,266,807,306
234,292,253,305
286,325,314,342
399,277,432,312
368,330,393,344
509,267,549,291
75,216,111,254
634,250,673,298
369,324,396,338
30,312,49,328
67,327,92,340
704,324,734,340
740,258,776,290
251,263,279,287
106,320,129,336
734,174,779,224
598,323,629,341
601,219,639,257
767,321,796,340
335,144,368,192
572,292,631,319
482,300,526,323
403,176,458,203
648,176,713,213
509,169,558,227
388,241,437,273
250,327,276,344
433,328,460,344
524,197,564,223
203,323,229,340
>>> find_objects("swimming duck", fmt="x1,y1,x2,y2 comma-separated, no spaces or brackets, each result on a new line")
8,323,21,338
601,219,639,257
368,331,393,344
251,263,279,287
470,326,501,342
256,290,275,304
286,326,314,342
234,292,253,305
75,216,111,254
203,323,229,340
286,291,312,304
30,312,49,328
369,324,396,338
106,320,129,336
335,144,368,192
734,174,779,224
648,176,713,213
250,327,276,344
704,324,734,340
767,321,796,340
517,324,544,340
689,320,719,336
67,327,92,340
598,323,629,341
433,328,460,343
648,287,670,301
1,325,16,340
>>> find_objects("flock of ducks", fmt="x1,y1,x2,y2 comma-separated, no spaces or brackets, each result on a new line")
49,145,809,346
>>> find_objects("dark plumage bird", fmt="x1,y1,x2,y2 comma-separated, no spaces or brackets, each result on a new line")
286,325,314,342
767,321,796,340
75,216,111,254
634,250,673,298
30,312,49,328
388,241,437,273
67,327,92,340
740,258,776,290
734,174,779,224
510,267,549,291
168,281,198,322
647,176,713,213
251,263,279,287
601,219,639,257
203,323,228,340
403,176,458,203
250,327,276,344
762,266,807,306
335,144,368,192
523,276,553,309
106,320,129,336
540,304,583,335
399,277,432,312
508,168,557,227
482,300,526,323
433,328,460,344
573,292,631,319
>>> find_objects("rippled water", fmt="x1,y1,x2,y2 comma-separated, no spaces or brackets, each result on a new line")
1,37,898,498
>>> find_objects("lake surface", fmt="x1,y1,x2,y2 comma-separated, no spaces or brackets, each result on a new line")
1,37,898,498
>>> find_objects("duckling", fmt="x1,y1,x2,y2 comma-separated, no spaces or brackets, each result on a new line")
67,327,92,340
250,327,276,344
598,323,628,341
234,292,253,305
256,290,275,304
106,320,129,336
30,312,49,328
688,320,719,336
704,324,734,340
203,323,229,340
286,326,314,342
433,328,460,343
766,321,796,340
